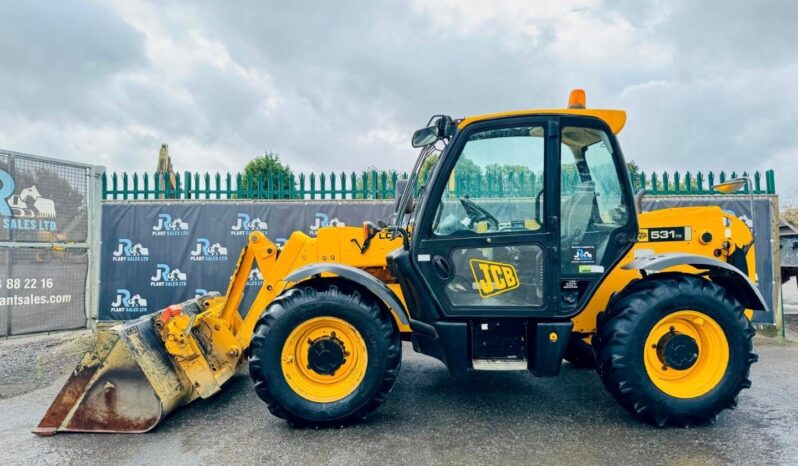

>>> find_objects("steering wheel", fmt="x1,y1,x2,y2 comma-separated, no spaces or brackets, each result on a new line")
459,196,499,230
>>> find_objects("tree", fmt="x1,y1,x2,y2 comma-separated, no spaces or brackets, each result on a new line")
241,152,294,199
354,166,398,199
417,151,441,185
626,160,641,191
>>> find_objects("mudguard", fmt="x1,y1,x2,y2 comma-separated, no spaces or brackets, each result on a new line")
622,253,768,312
284,263,412,328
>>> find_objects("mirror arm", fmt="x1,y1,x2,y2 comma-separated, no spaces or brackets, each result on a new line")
385,226,410,250
745,177,756,251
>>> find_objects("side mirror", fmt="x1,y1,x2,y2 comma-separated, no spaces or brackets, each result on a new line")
712,178,748,194
394,179,414,214
411,125,439,148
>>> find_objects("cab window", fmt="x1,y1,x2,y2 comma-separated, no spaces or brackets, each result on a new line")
432,125,545,236
560,126,629,273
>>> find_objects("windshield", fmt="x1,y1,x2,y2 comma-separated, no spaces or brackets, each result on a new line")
432,125,545,236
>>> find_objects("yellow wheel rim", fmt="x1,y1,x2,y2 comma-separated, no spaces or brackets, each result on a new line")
281,317,368,403
644,310,729,399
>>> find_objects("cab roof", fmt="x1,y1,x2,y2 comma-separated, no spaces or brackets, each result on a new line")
457,108,627,134
456,91,625,134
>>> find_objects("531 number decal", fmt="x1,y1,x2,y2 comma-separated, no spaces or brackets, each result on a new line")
638,226,691,242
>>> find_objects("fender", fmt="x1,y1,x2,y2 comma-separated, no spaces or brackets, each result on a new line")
622,253,768,311
284,263,431,335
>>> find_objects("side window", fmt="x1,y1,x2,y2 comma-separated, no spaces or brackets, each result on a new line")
560,126,628,273
432,125,545,236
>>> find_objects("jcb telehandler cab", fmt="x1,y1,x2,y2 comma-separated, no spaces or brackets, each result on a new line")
37,90,764,434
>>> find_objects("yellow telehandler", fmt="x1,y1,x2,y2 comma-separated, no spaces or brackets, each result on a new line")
36,90,764,434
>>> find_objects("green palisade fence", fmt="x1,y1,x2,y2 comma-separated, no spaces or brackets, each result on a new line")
102,169,776,200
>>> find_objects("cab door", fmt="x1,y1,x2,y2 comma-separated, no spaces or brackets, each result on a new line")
411,117,559,318
557,116,638,311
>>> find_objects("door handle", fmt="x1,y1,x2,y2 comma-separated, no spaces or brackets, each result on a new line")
432,255,452,279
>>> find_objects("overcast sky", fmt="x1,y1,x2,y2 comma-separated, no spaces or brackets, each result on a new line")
0,1,795,202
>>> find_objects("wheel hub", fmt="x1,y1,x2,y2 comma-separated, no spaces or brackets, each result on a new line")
656,332,699,370
306,335,347,376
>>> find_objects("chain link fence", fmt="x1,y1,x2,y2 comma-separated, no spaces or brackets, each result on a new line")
0,150,102,336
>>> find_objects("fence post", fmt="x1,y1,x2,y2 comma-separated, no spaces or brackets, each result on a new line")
109,172,117,200
256,173,264,199
266,173,274,199
153,172,160,199
183,172,190,199
766,169,776,194
132,172,140,199
163,172,171,199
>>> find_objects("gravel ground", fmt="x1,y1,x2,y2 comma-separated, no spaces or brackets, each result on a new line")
1,327,797,465
0,330,92,399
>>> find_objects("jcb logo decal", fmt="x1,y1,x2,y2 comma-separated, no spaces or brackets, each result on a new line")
469,259,520,298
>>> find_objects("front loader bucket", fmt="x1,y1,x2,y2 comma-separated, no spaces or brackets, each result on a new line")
34,315,194,435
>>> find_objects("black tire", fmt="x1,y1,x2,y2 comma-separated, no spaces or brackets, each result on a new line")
594,273,757,427
248,282,401,427
564,335,596,369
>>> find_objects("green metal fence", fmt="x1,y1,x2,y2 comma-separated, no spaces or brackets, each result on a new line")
101,169,776,200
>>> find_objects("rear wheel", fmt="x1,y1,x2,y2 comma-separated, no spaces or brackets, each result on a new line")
594,273,757,427
248,282,401,427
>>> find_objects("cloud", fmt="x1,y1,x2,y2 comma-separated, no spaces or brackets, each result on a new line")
0,0,794,203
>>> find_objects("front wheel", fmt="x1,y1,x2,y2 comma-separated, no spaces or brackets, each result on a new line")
248,283,401,427
594,273,757,427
